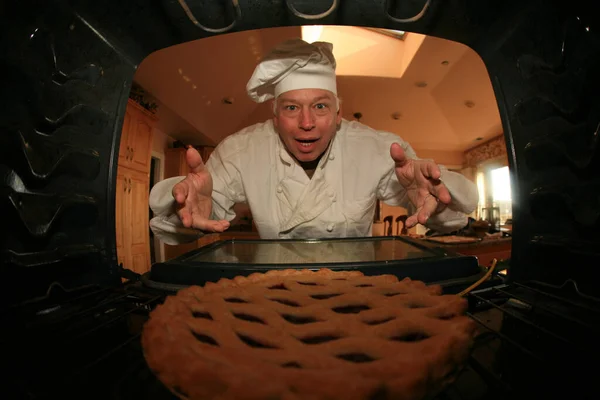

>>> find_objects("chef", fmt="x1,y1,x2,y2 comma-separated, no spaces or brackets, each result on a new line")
148,38,478,245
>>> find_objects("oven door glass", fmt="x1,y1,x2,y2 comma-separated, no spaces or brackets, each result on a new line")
184,238,435,265
148,237,483,290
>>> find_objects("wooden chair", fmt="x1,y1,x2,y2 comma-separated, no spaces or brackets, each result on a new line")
383,215,394,236
395,215,408,235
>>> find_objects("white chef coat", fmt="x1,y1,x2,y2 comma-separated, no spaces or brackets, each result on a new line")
149,119,478,244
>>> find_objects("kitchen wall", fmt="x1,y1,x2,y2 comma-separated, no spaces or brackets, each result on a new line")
134,26,505,238
151,127,174,156
134,27,502,169
133,83,214,160
464,135,509,168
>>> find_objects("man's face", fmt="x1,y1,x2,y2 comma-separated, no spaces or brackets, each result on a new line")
273,89,342,163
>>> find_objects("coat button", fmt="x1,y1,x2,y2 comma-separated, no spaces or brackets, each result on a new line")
277,186,283,193
326,224,334,232
328,153,335,161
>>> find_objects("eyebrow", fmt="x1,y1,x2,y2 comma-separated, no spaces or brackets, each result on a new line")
278,95,334,104
312,96,334,103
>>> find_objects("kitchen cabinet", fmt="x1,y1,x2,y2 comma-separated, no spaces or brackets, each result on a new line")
116,167,151,274
165,147,189,177
118,100,155,173
115,99,155,275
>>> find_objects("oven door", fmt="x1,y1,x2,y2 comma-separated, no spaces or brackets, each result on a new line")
145,236,491,293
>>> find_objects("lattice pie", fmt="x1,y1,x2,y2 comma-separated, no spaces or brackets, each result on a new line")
142,269,477,400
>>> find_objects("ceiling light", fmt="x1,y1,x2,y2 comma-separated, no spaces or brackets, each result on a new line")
464,100,476,108
301,25,323,43
441,60,449,66
415,81,428,88
222,97,234,105
391,112,402,120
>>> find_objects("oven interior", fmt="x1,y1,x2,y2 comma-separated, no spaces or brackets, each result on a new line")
1,0,599,399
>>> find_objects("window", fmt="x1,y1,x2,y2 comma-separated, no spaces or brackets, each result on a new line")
490,166,512,224
475,163,513,228
476,171,486,219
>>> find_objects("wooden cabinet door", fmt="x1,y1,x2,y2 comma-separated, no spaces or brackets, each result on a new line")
165,148,188,178
118,100,155,172
115,167,151,275
115,168,130,269
128,114,153,173
118,108,132,167
115,100,155,276
128,168,150,274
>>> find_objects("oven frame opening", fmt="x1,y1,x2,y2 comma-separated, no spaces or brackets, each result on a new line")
1,0,599,399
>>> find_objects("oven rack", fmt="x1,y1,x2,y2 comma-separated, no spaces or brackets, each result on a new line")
1,275,598,399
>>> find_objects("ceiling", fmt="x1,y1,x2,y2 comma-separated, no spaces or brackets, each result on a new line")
134,25,502,166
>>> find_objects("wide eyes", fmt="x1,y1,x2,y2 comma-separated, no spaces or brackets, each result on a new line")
282,103,330,114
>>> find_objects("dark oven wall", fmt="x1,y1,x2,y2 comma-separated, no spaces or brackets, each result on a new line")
1,0,598,305
490,1,600,297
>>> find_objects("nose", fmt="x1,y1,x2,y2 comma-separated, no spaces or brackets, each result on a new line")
298,108,315,130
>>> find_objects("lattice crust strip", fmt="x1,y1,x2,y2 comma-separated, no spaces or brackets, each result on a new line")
142,269,477,400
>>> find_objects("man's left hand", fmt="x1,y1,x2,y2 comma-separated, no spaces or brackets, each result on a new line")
390,142,452,228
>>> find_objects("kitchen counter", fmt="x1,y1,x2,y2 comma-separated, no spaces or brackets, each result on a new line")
415,236,512,267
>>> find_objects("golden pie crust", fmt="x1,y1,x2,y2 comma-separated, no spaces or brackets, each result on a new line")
142,269,477,400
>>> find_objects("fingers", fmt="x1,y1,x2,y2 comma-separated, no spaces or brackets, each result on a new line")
405,194,441,228
186,146,206,174
432,182,452,205
176,202,230,232
420,160,441,180
417,194,440,225
177,204,193,227
390,143,408,167
405,214,419,229
172,181,189,205
192,218,230,233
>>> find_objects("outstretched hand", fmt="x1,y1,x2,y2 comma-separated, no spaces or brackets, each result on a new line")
171,147,230,233
390,143,452,228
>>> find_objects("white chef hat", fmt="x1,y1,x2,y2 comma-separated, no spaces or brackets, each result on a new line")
246,38,337,103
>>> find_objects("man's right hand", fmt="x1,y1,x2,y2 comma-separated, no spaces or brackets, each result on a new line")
172,147,230,233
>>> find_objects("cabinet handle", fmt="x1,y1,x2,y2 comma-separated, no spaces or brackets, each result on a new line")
128,178,132,193
128,147,133,160
124,176,127,192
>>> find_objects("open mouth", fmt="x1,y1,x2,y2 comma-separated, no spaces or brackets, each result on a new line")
296,138,319,147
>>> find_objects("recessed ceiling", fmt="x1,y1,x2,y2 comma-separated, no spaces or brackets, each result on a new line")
133,25,502,166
